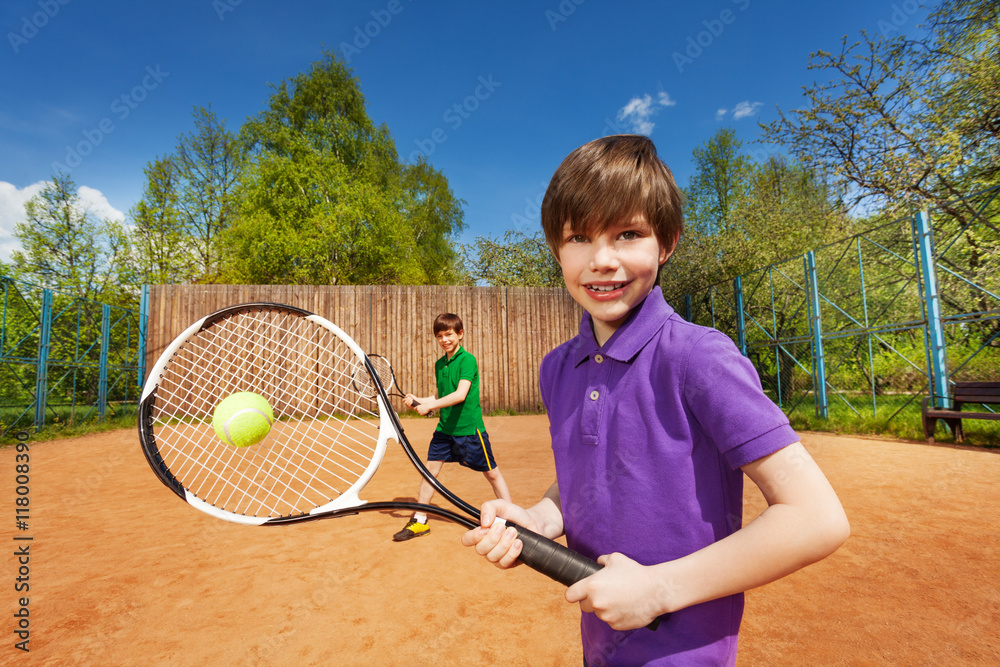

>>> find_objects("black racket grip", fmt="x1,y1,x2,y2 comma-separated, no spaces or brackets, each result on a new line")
509,521,663,631
408,398,434,416
510,521,599,586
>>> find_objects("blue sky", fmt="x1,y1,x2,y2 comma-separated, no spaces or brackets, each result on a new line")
0,0,929,264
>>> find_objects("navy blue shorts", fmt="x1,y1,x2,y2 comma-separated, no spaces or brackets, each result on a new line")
427,429,498,472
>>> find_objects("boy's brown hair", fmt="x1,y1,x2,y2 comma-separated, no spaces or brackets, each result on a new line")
433,313,464,335
540,134,683,258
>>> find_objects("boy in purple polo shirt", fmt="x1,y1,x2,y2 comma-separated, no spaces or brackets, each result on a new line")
462,135,849,665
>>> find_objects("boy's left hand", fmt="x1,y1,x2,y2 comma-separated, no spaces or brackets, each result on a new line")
565,552,666,631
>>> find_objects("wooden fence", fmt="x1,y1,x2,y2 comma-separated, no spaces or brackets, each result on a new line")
145,285,583,414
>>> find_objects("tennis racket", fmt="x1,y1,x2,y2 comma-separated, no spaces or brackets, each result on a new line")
137,302,613,600
356,355,433,417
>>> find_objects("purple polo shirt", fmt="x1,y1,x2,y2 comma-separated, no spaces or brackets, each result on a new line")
540,287,798,666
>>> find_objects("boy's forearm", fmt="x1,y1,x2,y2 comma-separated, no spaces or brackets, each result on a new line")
427,392,461,411
425,379,472,411
650,496,849,613
646,443,849,614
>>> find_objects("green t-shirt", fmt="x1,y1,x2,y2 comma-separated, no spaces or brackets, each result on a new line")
434,346,485,436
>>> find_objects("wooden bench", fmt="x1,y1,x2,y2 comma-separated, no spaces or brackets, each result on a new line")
922,381,1000,443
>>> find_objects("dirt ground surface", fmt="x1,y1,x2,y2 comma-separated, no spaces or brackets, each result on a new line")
2,415,999,666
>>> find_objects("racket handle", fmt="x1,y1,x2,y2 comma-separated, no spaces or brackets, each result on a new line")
508,521,664,631
509,521,599,586
408,398,434,417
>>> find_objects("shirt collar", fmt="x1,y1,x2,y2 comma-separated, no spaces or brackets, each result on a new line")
443,345,466,365
573,286,674,366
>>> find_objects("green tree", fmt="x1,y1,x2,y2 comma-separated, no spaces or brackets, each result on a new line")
224,50,464,285
761,0,999,355
224,148,424,285
465,229,563,287
130,106,242,284
685,127,751,237
127,156,198,285
399,158,467,284
6,175,139,419
240,49,398,183
740,155,853,265
666,128,753,296
664,130,853,299
174,106,243,282
761,0,999,220
10,174,130,305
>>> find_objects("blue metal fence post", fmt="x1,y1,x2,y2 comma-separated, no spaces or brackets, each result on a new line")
805,251,828,418
33,288,53,432
98,303,111,420
1,276,8,360
138,284,149,387
912,210,950,407
768,266,784,408
733,276,747,355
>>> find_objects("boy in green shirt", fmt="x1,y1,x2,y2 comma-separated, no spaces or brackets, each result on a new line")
394,313,512,541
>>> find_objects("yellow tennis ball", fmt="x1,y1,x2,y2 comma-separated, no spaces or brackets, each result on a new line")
212,392,274,447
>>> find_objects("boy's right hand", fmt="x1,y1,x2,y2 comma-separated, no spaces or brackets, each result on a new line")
402,394,415,409
461,500,536,570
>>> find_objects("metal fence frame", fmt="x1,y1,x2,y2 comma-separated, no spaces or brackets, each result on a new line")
672,186,1000,423
0,279,148,437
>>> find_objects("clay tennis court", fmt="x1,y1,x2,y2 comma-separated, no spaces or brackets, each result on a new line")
3,416,999,665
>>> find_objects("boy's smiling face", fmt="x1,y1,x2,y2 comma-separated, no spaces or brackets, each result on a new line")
435,327,464,358
557,215,670,346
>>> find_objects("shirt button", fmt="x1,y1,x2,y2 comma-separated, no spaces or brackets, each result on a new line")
594,354,604,364
590,390,599,400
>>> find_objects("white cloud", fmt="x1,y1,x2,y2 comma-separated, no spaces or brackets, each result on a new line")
0,181,125,264
715,101,763,122
715,100,763,120
79,185,126,222
732,101,762,120
0,181,44,264
616,91,676,136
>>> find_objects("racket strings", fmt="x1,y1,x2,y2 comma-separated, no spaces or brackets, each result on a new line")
160,336,372,511
351,365,379,398
150,307,385,518
368,356,397,394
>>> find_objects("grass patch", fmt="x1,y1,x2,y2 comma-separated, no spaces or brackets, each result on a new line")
1,414,139,446
787,399,1000,448
486,407,531,417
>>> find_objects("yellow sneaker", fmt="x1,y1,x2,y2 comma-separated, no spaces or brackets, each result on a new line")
393,518,430,541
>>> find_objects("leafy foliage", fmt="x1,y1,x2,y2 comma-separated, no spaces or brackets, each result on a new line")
124,106,242,286
399,158,467,284
7,174,130,306
684,128,751,236
221,50,465,285
126,156,198,285
761,0,999,221
664,130,854,299
463,229,563,287
223,151,425,284
174,106,243,281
